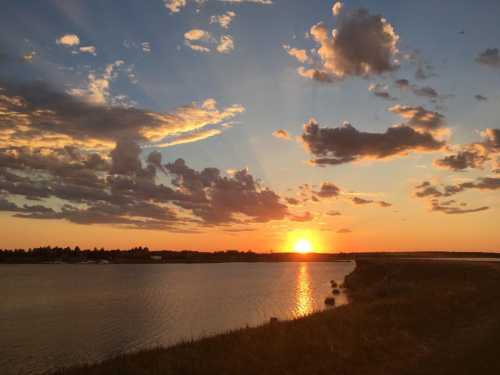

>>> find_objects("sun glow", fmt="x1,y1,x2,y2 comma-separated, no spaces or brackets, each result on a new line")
285,229,324,253
294,239,312,253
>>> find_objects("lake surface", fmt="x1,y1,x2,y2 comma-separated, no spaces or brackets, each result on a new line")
0,261,354,375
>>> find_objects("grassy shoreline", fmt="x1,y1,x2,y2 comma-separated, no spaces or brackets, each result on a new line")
52,259,500,375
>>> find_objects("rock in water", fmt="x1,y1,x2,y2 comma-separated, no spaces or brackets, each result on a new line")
324,297,336,306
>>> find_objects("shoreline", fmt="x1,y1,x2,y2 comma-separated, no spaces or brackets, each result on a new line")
3,250,500,265
50,259,500,375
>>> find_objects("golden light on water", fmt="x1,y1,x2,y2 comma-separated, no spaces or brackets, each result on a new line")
295,263,313,316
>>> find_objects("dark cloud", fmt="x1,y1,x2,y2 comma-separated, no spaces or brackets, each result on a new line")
434,150,487,171
0,80,243,149
350,196,392,207
327,210,341,216
351,197,372,205
474,94,488,102
165,159,289,224
413,181,443,198
289,211,314,222
429,199,489,215
412,86,439,99
294,8,400,82
368,83,396,100
393,79,442,102
476,48,500,69
301,118,444,166
285,197,300,205
413,178,498,215
378,200,392,207
315,182,341,198
389,105,447,134
433,128,499,172
0,139,289,229
337,228,352,234
394,79,410,89
404,50,435,80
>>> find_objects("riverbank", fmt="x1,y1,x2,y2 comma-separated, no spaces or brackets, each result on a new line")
52,259,500,375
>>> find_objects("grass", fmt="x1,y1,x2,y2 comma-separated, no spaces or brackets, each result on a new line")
51,259,500,375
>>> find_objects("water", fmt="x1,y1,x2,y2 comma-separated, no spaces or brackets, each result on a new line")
0,261,354,375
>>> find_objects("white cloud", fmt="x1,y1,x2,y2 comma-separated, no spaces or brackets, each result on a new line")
184,29,235,54
163,0,187,13
141,42,151,53
56,34,80,47
217,35,235,54
332,1,343,16
218,0,272,4
79,46,96,55
68,60,124,105
210,11,236,29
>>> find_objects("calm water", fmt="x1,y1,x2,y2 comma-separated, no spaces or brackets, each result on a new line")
0,261,354,375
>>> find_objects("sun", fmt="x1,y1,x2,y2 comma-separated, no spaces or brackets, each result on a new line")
294,239,312,254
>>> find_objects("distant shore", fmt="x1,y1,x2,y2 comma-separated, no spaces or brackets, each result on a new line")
51,258,500,375
2,247,500,264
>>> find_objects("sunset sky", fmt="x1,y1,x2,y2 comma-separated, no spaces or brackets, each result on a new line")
0,0,499,252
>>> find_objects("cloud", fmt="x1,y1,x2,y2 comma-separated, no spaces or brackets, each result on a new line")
0,139,290,229
434,149,488,171
428,199,489,215
217,35,235,54
368,83,395,100
433,128,499,172
327,210,341,216
403,50,435,80
79,46,96,55
378,200,392,207
413,180,494,215
351,197,372,205
393,79,441,102
285,197,300,205
0,80,244,150
315,182,341,198
301,118,444,166
184,30,234,54
210,11,236,29
332,1,343,16
218,0,272,4
68,60,124,105
56,34,80,47
283,45,311,64
289,8,400,82
185,29,213,52
272,129,291,140
141,42,151,54
164,0,187,13
476,48,500,69
165,159,288,224
337,228,351,234
153,128,223,147
474,94,488,102
414,178,499,204
289,211,314,222
388,105,447,134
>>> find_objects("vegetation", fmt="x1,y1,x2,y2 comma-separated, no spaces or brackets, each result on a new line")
2,247,500,264
51,259,500,375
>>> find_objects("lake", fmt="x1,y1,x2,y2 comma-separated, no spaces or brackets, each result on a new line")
0,261,354,375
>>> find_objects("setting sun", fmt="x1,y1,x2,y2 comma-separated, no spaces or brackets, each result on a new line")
294,239,312,253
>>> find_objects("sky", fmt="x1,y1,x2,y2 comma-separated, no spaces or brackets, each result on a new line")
0,0,499,252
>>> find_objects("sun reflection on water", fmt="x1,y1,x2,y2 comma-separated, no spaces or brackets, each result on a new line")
295,263,313,317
